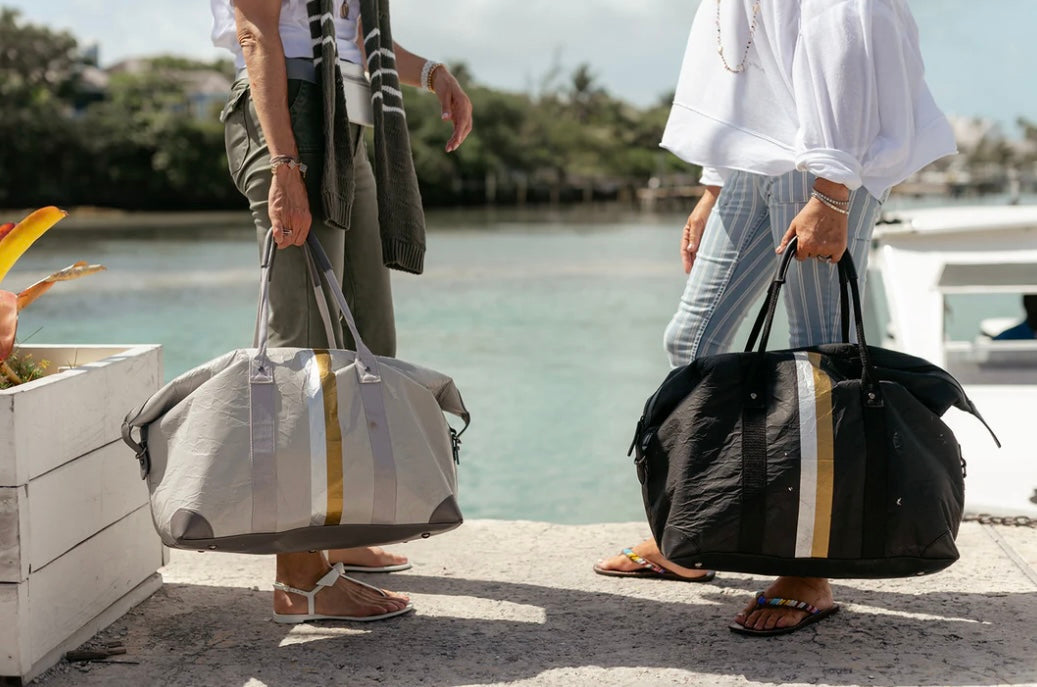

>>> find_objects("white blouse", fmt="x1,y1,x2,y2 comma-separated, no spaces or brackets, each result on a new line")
211,0,363,68
661,0,956,198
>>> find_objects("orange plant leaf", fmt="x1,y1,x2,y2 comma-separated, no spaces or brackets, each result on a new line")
0,223,14,242
0,290,16,363
0,207,68,285
42,262,105,282
16,263,105,310
16,281,55,310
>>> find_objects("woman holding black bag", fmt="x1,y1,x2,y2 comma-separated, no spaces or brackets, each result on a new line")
594,0,956,635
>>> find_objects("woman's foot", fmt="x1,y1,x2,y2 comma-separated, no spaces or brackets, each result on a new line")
273,564,411,620
594,538,714,581
326,546,410,572
732,577,837,633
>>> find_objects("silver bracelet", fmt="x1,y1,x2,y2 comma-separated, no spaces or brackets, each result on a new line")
811,189,851,208
270,155,307,178
811,191,849,215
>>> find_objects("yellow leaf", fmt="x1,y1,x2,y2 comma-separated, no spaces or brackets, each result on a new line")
0,207,69,285
16,263,106,310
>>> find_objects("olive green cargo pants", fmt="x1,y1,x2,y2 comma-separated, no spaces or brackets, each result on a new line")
222,78,396,356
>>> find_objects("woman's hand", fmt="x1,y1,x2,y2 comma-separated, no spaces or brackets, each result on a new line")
269,166,311,249
777,180,850,261
681,185,721,274
432,68,473,153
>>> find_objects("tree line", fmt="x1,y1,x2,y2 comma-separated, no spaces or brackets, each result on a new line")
0,9,690,211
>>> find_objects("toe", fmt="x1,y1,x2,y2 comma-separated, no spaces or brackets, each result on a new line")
734,596,760,624
367,546,408,565
383,589,410,603
596,553,637,572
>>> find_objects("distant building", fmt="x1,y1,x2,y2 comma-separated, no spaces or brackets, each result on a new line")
72,64,109,111
180,70,233,120
106,57,232,121
896,115,1036,197
80,43,100,68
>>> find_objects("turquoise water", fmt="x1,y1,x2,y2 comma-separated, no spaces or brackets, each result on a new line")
6,203,1026,523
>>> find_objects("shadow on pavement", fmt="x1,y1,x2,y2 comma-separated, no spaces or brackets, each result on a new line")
101,573,1037,687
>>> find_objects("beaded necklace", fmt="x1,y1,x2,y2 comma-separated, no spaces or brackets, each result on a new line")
715,0,761,74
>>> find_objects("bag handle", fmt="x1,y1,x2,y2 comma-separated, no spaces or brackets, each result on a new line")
744,238,851,353
253,231,381,383
743,238,881,407
251,235,341,351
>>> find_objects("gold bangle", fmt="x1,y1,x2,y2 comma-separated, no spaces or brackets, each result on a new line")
426,63,445,93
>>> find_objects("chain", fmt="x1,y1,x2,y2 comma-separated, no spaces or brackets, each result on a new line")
963,513,1037,528
715,0,762,74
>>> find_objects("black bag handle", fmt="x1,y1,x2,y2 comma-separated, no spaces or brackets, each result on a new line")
744,238,851,352
743,238,881,407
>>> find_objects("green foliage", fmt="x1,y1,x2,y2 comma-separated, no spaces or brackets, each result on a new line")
0,10,239,209
0,351,48,389
0,9,694,209
0,8,80,105
0,9,85,207
406,61,695,204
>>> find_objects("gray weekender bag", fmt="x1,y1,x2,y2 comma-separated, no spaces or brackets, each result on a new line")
122,233,470,554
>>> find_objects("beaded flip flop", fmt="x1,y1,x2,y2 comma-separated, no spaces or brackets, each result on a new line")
592,547,717,582
729,593,840,637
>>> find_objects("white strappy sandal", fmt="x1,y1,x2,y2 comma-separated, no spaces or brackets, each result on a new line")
272,562,415,624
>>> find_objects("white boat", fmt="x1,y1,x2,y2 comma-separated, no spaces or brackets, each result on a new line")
869,205,1037,517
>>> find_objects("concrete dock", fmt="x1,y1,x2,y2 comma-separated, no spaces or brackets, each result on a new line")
31,520,1037,686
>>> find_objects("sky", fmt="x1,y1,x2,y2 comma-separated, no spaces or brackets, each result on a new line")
5,0,1035,135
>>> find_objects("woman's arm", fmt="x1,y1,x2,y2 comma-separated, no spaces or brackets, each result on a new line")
356,24,472,152
781,0,891,260
776,177,851,261
392,43,473,152
682,185,721,274
235,0,310,247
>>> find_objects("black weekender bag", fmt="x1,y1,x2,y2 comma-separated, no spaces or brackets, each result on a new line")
632,239,998,579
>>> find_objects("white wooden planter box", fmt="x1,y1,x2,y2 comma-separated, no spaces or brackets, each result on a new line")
0,344,165,684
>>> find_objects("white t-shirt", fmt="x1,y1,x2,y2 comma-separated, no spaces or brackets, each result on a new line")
662,0,956,197
211,0,363,68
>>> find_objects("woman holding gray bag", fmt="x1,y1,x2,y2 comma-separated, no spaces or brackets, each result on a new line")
211,0,472,621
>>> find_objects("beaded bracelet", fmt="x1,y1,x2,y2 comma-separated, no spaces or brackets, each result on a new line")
811,189,851,208
811,191,849,215
421,61,444,93
270,155,307,178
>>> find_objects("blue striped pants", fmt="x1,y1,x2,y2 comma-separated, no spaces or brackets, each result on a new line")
664,170,887,367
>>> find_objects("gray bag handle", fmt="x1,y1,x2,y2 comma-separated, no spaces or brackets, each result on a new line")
251,235,338,351
252,231,381,384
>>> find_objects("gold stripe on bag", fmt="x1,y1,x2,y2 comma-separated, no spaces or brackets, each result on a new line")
809,352,835,557
316,350,344,526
